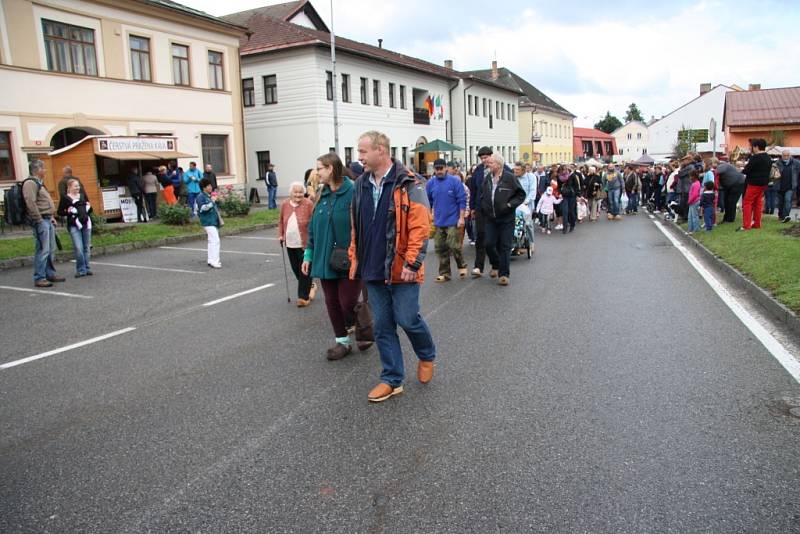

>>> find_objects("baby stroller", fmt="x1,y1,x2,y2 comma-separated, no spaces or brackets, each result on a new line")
512,204,534,260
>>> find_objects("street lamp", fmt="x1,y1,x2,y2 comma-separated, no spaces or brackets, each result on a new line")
329,0,340,154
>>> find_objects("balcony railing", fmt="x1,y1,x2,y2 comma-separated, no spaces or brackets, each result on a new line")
413,108,430,125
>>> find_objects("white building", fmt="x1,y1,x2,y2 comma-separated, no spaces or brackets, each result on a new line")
224,1,520,196
647,84,738,161
612,121,648,163
0,0,246,188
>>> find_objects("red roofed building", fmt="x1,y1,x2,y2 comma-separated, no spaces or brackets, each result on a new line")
573,128,617,163
723,86,800,154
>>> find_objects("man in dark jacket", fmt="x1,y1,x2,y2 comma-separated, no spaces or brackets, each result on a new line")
480,153,526,286
716,160,745,223
468,146,493,277
127,168,146,222
203,164,218,192
676,157,694,222
740,138,772,230
776,150,799,222
266,164,278,209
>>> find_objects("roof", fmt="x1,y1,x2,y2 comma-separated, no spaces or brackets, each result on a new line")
461,67,574,118
223,0,329,32
648,84,736,127
724,86,800,128
134,0,248,32
611,120,647,135
573,127,614,139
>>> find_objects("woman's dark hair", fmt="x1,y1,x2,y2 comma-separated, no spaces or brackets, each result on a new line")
317,152,344,186
689,169,700,180
750,138,767,151
200,178,212,189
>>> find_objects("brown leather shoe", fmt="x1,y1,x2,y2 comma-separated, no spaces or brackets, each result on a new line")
34,279,53,288
368,383,404,403
296,298,310,307
47,275,66,282
498,276,509,286
326,343,352,361
417,360,435,384
356,341,373,352
489,269,499,278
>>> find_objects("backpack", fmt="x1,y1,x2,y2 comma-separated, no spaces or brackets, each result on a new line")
3,178,39,226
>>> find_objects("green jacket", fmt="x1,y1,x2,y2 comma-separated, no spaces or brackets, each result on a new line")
303,178,354,279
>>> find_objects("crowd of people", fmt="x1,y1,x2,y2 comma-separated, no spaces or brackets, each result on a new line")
125,161,220,222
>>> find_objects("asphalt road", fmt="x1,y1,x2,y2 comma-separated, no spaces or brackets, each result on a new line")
1,214,799,533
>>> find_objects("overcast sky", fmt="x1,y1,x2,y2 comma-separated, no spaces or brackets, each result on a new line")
183,0,800,127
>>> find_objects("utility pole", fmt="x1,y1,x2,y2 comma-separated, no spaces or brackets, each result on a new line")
330,0,340,154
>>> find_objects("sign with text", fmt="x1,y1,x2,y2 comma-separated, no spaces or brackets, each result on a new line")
97,137,175,153
119,196,139,223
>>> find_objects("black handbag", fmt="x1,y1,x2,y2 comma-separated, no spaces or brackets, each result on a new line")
327,196,351,274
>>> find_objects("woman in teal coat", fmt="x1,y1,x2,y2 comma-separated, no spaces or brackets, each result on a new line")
301,153,365,360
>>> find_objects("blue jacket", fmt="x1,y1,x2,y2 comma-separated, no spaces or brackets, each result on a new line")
183,167,203,194
197,192,220,227
519,172,537,206
426,173,466,227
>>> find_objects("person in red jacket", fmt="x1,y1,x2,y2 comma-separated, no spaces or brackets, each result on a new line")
349,130,436,403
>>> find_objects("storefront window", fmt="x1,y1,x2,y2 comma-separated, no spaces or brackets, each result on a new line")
0,132,15,180
202,135,228,174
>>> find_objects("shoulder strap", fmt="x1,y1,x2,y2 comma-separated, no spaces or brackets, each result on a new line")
328,194,339,245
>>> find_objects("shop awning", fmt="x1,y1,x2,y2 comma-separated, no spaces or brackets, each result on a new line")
94,150,196,160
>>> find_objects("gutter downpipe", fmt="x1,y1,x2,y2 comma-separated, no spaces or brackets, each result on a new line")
462,79,474,166
447,78,460,162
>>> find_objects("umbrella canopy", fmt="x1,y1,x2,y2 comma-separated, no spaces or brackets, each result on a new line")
631,153,655,165
767,146,800,156
410,139,464,153
584,157,603,167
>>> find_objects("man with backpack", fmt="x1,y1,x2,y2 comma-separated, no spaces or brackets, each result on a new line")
23,160,64,287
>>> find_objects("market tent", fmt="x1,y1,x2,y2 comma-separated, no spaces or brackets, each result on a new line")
767,146,800,156
410,139,464,153
584,157,603,166
632,154,655,165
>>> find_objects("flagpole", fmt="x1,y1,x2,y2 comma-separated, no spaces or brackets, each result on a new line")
330,0,340,155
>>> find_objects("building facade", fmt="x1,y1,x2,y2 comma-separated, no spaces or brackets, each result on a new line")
0,0,246,188
647,84,735,161
612,121,648,163
723,86,800,155
226,2,520,195
572,128,616,163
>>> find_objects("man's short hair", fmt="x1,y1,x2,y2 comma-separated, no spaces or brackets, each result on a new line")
514,161,525,169
29,159,45,175
62,165,72,174
189,161,196,166
477,146,493,157
359,130,391,153
750,138,767,151
199,178,212,189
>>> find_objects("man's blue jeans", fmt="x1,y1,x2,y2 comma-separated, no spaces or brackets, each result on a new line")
32,218,57,282
778,189,794,220
627,191,639,212
187,192,198,217
365,281,436,388
608,189,621,215
764,186,776,214
267,185,278,209
68,225,92,274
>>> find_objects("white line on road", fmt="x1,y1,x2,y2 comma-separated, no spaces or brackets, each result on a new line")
0,285,93,299
159,246,279,256
653,220,800,383
72,260,205,274
202,283,275,307
0,327,137,370
227,236,278,240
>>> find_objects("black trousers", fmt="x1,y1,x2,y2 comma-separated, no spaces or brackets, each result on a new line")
286,247,312,299
145,192,158,218
132,193,146,221
473,210,487,272
722,183,743,223
484,216,514,277
561,195,577,231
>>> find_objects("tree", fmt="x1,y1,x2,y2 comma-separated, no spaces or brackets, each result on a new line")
624,103,644,123
769,129,786,147
594,111,622,134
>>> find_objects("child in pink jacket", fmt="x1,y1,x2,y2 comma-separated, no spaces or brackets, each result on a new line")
536,186,562,234
687,170,702,233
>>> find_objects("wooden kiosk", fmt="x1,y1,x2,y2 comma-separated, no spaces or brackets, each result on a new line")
42,136,194,219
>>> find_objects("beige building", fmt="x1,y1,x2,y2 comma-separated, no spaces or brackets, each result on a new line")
0,0,246,189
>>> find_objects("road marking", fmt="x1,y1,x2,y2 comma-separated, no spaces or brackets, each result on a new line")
227,236,278,241
0,285,93,299
653,220,800,383
0,327,136,370
202,283,275,307
159,246,279,256
72,260,205,274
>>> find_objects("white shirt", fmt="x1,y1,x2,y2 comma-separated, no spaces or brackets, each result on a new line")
285,211,302,248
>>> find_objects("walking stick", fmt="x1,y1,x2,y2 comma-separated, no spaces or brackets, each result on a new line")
279,241,291,303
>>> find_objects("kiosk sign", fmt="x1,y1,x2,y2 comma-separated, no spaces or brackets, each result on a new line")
97,137,175,152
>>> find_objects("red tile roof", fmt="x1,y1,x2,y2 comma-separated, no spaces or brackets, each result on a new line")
573,127,614,139
223,1,305,27
724,86,800,127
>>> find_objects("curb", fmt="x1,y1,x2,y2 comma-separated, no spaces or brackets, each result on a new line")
658,216,800,339
0,222,277,270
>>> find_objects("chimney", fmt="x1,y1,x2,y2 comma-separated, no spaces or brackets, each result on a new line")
378,38,383,49
491,60,498,79
699,83,712,96
444,59,453,70
748,83,761,91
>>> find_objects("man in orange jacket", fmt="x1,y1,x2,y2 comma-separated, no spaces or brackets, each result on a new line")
349,131,436,403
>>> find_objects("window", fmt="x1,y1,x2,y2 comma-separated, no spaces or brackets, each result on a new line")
325,71,333,101
257,150,270,180
619,149,623,155
341,74,350,102
627,133,632,140
399,85,406,109
0,132,14,180
373,80,381,106
242,78,254,107
201,135,228,174
402,147,408,165
171,43,190,85
388,83,396,108
482,98,487,117
468,95,473,115
263,74,277,104
42,19,97,76
469,146,474,163
208,50,224,90
360,77,368,104
129,35,151,81
496,100,500,118
637,132,642,140
345,147,353,165
511,105,515,121
391,147,397,159
507,103,511,121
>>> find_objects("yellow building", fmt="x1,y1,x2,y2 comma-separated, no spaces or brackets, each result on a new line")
0,0,247,188
463,66,575,165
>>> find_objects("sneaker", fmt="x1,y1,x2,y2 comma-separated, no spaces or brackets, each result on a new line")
326,343,352,361
547,229,551,234
498,276,509,286
34,279,53,288
458,268,468,279
208,263,222,269
368,383,404,403
435,274,451,283
555,224,563,230
471,268,483,278
469,240,476,246
783,216,791,223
